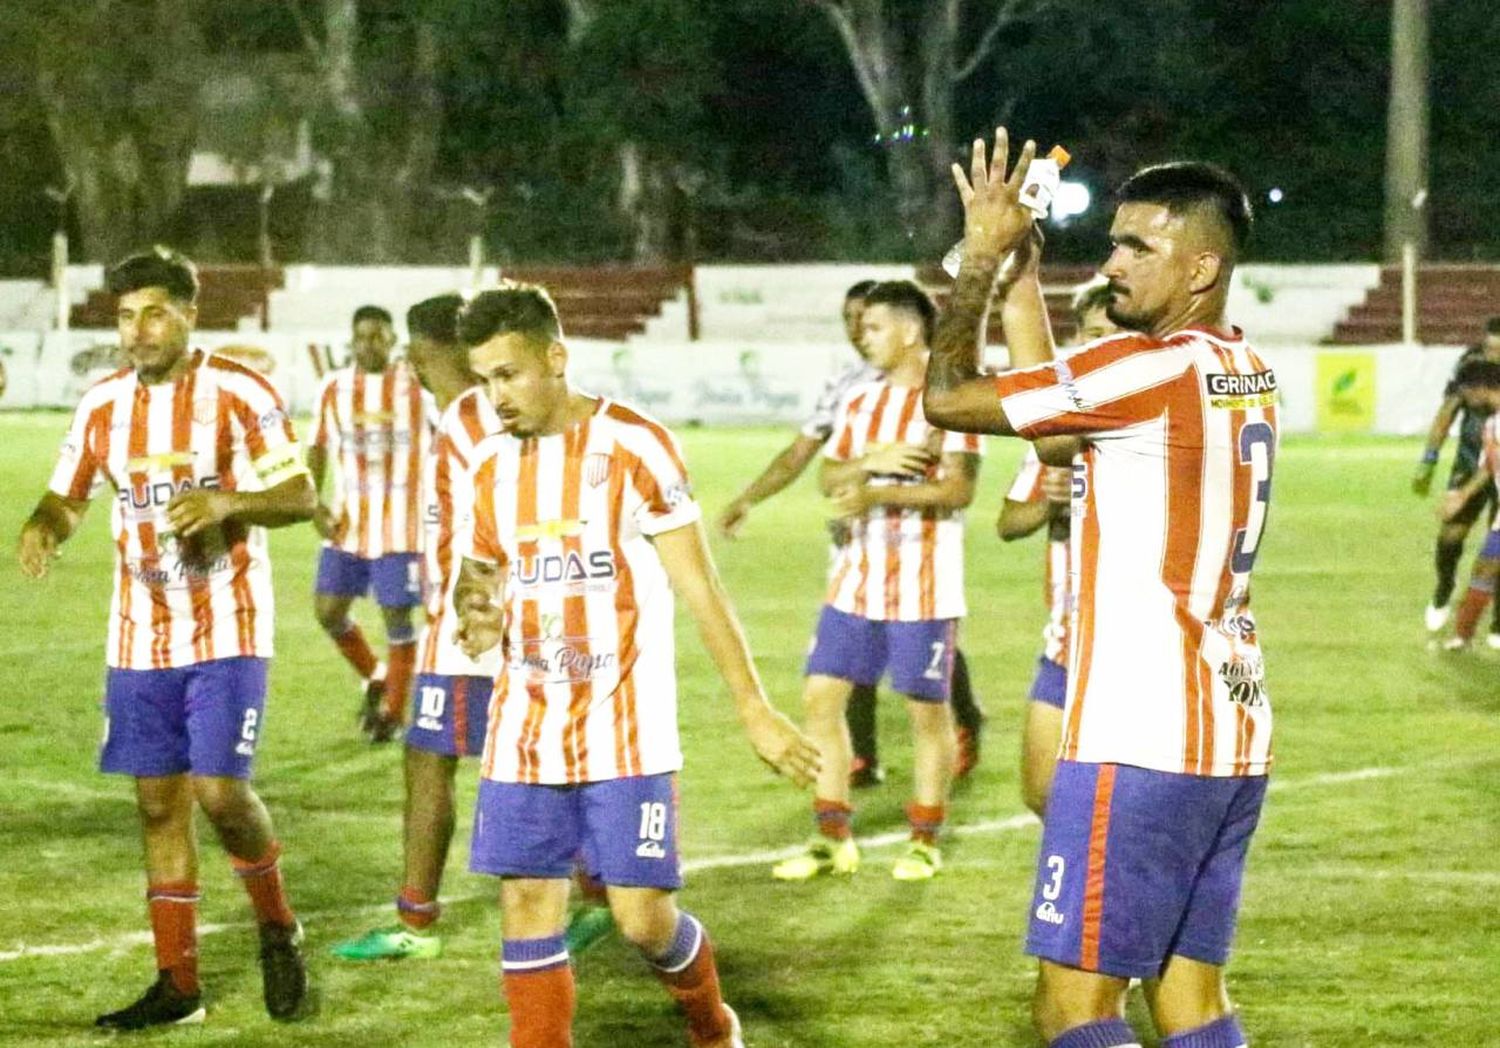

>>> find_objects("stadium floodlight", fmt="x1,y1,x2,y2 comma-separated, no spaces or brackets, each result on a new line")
1268,187,1285,204
1052,180,1091,221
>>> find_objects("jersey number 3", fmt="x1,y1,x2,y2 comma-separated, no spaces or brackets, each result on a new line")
1231,421,1275,575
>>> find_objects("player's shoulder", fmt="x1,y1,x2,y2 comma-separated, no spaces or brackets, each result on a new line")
599,396,683,454
80,364,135,403
437,386,498,442
201,351,285,410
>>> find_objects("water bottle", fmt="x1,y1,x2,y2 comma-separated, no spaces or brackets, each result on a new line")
942,145,1071,278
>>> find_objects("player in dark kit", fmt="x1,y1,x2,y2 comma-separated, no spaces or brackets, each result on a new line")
1414,317,1500,639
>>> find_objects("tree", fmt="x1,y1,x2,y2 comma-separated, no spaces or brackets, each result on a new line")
6,1,207,263
813,0,1049,256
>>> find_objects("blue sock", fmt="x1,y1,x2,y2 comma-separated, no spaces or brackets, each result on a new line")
501,934,569,974
646,912,704,974
1162,1014,1247,1048
1050,1017,1141,1048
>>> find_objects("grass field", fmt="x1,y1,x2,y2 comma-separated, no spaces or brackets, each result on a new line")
0,412,1496,1047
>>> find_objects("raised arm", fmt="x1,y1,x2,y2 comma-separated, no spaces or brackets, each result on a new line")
18,492,90,578
652,520,821,787
925,129,1049,436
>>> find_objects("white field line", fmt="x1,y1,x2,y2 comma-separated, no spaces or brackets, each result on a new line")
0,762,1433,965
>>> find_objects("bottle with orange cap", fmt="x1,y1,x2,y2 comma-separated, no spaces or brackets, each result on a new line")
941,144,1071,278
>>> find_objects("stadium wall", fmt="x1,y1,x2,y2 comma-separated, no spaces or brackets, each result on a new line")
0,327,1464,437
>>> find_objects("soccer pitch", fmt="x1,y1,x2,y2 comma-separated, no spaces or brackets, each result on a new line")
0,412,1495,1047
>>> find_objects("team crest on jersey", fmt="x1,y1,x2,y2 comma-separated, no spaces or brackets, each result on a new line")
584,453,613,488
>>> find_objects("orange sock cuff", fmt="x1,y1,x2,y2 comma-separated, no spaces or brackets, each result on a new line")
651,924,731,1047
814,798,854,841
397,885,440,930
147,880,200,996
231,840,296,929
906,802,946,846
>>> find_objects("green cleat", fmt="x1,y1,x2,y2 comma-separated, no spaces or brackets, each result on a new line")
891,841,942,881
329,925,441,961
563,905,616,955
771,838,860,881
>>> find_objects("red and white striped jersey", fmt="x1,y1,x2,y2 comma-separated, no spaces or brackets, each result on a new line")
47,350,308,670
995,328,1278,777
464,398,700,785
1006,449,1071,667
824,379,981,621
420,386,504,677
311,363,437,557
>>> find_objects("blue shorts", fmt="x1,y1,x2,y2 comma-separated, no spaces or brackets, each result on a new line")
315,547,423,607
1482,526,1500,561
804,605,956,702
406,673,492,758
1028,656,1068,710
469,773,682,890
100,657,268,779
1025,761,1268,979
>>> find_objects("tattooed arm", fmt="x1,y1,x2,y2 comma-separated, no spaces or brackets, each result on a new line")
925,129,1056,436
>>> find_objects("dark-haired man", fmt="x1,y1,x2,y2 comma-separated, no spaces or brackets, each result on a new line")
926,132,1273,1048
1438,358,1500,650
718,281,988,786
773,279,982,884
450,282,818,1047
309,304,437,740
331,293,506,960
1414,317,1500,636
17,248,313,1028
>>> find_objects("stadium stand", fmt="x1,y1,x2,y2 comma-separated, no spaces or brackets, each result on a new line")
1329,264,1500,345
70,265,283,331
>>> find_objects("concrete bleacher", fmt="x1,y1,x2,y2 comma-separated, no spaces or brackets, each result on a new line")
70,265,283,331
1328,265,1500,346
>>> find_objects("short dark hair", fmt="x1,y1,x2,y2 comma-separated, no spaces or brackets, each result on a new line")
1117,161,1254,253
457,282,563,347
407,294,464,344
845,279,878,302
1452,358,1500,391
861,280,937,343
107,247,199,304
352,304,394,328
1484,316,1500,337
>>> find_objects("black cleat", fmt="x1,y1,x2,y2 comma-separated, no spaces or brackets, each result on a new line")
849,756,886,789
94,972,205,1030
258,921,307,1021
366,711,401,745
358,678,385,737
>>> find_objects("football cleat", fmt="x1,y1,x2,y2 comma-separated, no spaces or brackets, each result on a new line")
1425,604,1452,632
259,920,308,1021
563,905,616,956
848,757,885,789
771,838,860,881
94,972,205,1030
1441,636,1471,652
330,925,441,961
891,842,942,881
1487,633,1500,651
359,677,386,737
720,1002,745,1048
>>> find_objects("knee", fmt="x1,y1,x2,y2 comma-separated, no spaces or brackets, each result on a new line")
315,604,346,633
908,702,953,738
610,900,676,955
194,779,253,826
136,790,188,831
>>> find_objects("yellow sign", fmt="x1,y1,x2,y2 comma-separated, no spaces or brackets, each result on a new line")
1316,353,1376,433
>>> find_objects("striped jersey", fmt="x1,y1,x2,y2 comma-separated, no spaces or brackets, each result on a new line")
995,328,1278,777
464,398,700,785
823,378,981,622
47,350,308,670
802,361,882,442
311,363,437,557
1485,415,1500,522
419,386,504,677
1006,449,1071,667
